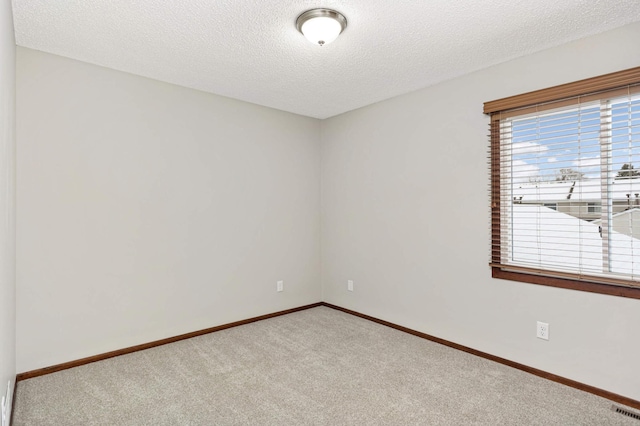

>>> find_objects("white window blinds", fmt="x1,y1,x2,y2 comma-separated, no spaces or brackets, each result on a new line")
496,90,640,285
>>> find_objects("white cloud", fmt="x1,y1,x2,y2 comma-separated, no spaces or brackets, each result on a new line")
547,157,557,163
573,156,601,169
512,159,540,183
512,142,548,155
570,156,602,180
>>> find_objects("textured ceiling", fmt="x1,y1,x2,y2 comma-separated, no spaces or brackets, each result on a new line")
12,0,640,119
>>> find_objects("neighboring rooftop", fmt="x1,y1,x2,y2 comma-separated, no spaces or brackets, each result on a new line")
511,205,640,279
513,179,640,203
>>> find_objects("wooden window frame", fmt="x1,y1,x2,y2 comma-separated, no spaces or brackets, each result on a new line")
485,66,640,300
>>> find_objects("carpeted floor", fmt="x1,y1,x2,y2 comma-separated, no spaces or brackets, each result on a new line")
12,306,639,425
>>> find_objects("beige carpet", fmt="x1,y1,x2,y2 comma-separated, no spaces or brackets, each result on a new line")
13,306,639,425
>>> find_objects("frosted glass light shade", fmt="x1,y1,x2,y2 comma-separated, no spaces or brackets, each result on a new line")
296,9,347,46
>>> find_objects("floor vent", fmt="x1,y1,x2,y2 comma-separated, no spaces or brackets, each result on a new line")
613,405,640,421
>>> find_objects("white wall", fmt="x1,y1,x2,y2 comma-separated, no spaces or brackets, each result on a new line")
321,22,640,400
0,0,16,418
16,48,321,372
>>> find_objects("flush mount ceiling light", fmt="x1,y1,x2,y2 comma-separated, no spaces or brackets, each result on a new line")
296,9,347,46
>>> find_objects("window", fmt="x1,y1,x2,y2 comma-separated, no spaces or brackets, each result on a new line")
485,67,640,299
587,202,601,214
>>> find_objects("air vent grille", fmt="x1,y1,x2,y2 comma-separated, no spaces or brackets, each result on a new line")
612,405,640,421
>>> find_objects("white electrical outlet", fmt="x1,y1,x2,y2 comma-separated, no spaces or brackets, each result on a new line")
536,321,549,340
347,280,354,291
277,280,284,292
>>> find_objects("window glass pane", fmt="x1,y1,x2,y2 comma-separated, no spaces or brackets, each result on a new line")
504,97,640,280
